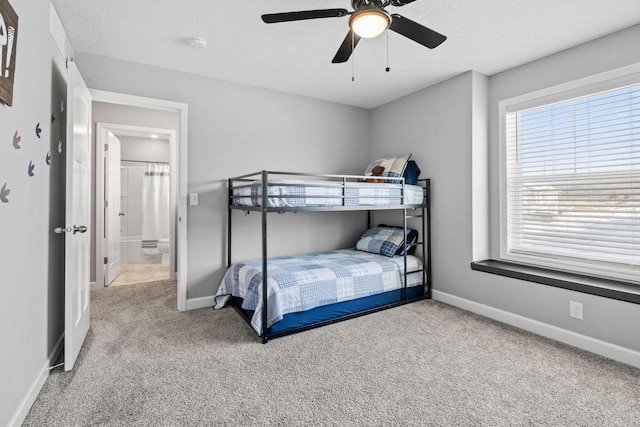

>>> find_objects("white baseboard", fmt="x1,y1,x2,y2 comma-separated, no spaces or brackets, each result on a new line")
186,295,215,311
90,281,102,291
7,359,49,427
9,334,65,426
432,290,640,370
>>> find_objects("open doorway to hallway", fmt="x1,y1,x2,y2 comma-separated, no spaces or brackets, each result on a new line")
104,128,174,287
96,120,177,290
89,90,189,311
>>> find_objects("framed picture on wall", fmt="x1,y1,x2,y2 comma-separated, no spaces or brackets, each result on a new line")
0,0,18,106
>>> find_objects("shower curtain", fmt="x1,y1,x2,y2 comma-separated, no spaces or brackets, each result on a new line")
141,162,170,258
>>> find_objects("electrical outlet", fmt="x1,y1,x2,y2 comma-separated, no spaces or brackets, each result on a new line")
569,301,583,320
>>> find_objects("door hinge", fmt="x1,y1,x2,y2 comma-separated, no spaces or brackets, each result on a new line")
105,200,109,208
104,257,108,265
104,143,108,151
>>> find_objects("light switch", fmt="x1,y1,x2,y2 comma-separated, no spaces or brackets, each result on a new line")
189,193,199,205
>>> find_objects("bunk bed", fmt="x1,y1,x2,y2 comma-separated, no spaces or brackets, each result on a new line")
215,167,431,343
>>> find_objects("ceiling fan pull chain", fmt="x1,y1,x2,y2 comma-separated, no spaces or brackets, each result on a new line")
351,31,356,82
351,30,356,82
386,30,391,72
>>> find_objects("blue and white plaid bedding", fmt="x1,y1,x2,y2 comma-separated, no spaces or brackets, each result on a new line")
232,180,424,208
214,249,424,333
356,227,407,257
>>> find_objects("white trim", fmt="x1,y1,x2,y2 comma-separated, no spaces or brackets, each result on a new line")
8,332,63,427
432,290,640,369
94,124,106,290
499,62,640,114
90,90,188,311
7,360,49,427
49,4,66,57
186,296,216,311
90,89,186,112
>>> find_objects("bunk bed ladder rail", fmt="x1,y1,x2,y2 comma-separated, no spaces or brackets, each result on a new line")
402,207,408,300
402,178,430,299
227,178,233,269
261,171,269,343
424,179,431,296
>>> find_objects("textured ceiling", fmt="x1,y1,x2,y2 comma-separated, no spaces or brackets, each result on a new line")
51,0,640,109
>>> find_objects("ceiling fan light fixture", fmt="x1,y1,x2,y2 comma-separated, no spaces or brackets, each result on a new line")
349,9,390,38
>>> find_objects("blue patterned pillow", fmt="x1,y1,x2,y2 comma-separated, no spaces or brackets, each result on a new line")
356,227,408,257
363,154,412,183
377,224,419,255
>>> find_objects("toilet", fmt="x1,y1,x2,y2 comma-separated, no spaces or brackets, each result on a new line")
157,238,170,265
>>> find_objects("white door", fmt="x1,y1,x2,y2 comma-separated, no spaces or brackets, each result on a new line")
64,61,92,371
106,131,121,285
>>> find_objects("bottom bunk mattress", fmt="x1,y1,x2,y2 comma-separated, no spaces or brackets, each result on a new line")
214,248,425,334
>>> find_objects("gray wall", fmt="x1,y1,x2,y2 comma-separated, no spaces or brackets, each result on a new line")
0,1,58,425
119,136,170,163
370,24,640,353
77,53,373,299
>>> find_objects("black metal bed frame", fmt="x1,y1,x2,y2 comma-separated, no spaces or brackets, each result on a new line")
227,170,432,343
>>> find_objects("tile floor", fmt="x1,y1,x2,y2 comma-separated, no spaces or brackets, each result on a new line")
108,259,169,287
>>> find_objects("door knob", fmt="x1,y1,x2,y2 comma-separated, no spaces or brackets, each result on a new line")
73,225,88,234
119,212,125,216
54,225,87,234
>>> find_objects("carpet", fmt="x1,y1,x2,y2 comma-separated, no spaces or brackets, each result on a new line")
23,280,640,426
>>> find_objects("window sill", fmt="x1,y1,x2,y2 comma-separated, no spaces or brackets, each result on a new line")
471,260,640,305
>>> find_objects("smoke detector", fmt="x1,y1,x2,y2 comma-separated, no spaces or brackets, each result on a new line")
188,36,207,49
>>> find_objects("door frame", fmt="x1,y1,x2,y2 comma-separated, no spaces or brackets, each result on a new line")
91,90,188,311
104,129,122,285
95,123,177,286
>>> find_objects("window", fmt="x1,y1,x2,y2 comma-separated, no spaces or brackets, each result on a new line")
499,67,640,284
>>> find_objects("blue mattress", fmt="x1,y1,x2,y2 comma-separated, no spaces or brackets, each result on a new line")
215,249,424,334
233,285,424,334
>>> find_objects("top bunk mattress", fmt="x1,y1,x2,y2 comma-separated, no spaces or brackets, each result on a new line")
232,179,425,208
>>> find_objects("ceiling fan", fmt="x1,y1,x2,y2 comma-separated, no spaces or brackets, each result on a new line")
261,0,447,64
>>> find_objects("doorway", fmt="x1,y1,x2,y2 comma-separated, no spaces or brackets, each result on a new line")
91,90,188,311
99,125,175,287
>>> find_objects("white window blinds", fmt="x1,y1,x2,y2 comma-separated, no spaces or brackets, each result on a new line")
505,83,640,280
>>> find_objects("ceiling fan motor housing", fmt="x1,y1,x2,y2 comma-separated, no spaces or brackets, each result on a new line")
352,0,415,9
352,0,387,10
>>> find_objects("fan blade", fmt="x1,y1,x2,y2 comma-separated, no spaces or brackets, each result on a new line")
389,14,446,49
262,9,349,24
332,31,361,63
